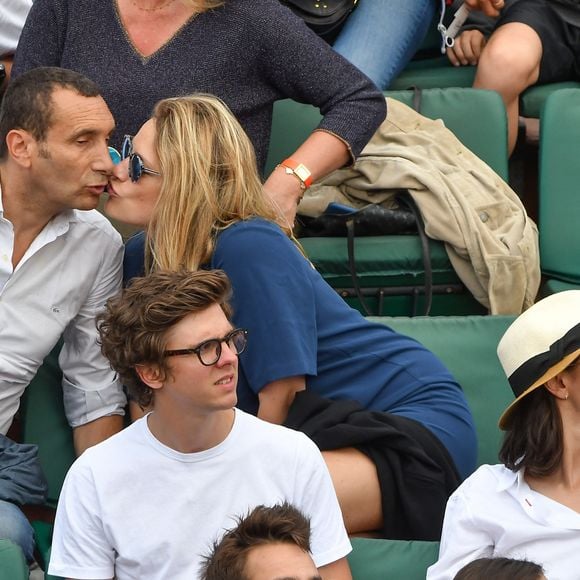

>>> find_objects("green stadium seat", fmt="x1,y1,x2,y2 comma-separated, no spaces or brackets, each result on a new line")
538,89,580,294
0,539,28,580
20,345,73,575
348,537,440,580
267,88,509,316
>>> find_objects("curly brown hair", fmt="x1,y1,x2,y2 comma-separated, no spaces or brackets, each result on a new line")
201,503,313,580
97,269,232,408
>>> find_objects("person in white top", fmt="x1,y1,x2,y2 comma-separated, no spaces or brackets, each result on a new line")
428,290,580,580
0,66,126,561
48,269,352,580
0,0,33,89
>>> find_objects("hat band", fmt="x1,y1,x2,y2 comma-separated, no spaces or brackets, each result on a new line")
508,323,580,397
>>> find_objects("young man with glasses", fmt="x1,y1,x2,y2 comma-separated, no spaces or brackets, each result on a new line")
48,269,352,580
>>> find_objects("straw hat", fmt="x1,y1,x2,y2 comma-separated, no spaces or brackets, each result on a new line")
497,290,580,429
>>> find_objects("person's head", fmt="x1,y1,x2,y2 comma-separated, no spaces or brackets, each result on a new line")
454,557,545,580
201,503,320,580
0,67,114,212
97,269,245,410
497,290,580,477
105,93,279,271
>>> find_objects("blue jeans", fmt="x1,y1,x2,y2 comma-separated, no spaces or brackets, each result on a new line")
333,0,437,89
0,500,34,563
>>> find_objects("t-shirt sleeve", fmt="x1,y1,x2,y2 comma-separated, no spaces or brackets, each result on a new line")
12,0,66,76
293,433,351,567
426,474,494,580
48,457,116,579
212,221,318,393
250,0,386,159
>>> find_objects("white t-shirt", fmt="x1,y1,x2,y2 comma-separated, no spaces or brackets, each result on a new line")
48,410,351,580
427,464,580,580
0,0,33,55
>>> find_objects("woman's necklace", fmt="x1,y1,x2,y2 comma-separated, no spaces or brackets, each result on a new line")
131,0,177,12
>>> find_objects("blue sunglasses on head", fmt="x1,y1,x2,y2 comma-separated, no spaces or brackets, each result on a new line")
108,135,161,182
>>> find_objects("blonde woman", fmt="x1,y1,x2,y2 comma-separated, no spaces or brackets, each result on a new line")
107,94,476,539
13,0,386,222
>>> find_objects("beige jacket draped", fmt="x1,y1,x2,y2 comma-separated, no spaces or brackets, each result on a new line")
299,98,540,315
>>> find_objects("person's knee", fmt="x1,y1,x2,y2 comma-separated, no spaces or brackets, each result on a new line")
0,500,35,562
477,25,542,90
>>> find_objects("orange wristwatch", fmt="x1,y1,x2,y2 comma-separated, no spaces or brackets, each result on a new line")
279,158,313,190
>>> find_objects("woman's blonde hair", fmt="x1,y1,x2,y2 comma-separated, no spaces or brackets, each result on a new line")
147,93,280,272
187,0,224,13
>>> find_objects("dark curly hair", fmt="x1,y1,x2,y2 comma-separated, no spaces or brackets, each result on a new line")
201,503,313,580
97,269,232,408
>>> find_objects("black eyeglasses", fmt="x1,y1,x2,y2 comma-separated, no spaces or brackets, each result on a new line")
121,134,161,182
164,328,248,366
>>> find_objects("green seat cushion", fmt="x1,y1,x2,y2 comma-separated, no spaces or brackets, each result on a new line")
390,57,476,91
539,89,580,284
21,345,75,506
300,235,453,284
520,82,580,119
371,315,515,467
540,278,580,297
0,539,28,580
299,235,486,316
348,537,439,580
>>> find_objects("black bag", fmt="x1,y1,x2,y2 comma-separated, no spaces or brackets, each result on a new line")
280,0,359,42
298,192,434,316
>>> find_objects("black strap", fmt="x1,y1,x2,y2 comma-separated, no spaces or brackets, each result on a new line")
398,193,433,316
346,218,373,316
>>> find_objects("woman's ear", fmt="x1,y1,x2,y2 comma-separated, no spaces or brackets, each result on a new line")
545,374,569,401
136,363,165,390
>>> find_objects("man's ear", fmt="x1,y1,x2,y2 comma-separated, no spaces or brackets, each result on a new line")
136,364,165,390
5,129,35,168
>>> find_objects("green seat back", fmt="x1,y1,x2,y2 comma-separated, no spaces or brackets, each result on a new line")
520,82,580,119
390,57,476,91
348,537,439,580
0,540,28,580
300,235,487,317
370,315,515,467
266,87,508,180
539,89,580,286
20,345,75,507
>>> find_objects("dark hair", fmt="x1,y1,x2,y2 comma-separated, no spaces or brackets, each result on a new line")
454,557,544,580
499,386,563,478
201,503,313,580
97,269,232,408
0,67,101,158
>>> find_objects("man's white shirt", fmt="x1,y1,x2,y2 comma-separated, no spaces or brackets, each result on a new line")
0,189,126,434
